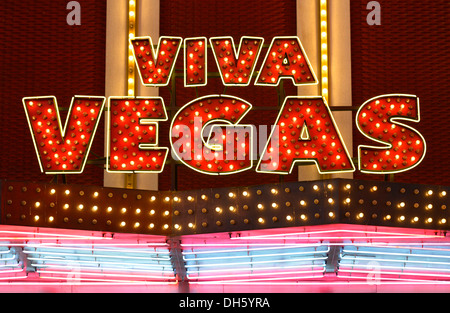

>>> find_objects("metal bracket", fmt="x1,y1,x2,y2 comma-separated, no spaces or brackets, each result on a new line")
326,245,341,274
167,238,189,292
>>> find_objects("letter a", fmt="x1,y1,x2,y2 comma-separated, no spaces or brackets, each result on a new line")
257,96,355,175
67,1,81,26
255,37,317,86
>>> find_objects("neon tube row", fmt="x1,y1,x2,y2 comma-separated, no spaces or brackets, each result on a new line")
0,226,448,286
339,244,450,283
183,244,329,283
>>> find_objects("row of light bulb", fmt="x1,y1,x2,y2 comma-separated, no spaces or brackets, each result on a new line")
320,0,329,101
18,183,450,201
6,178,449,232
128,0,136,96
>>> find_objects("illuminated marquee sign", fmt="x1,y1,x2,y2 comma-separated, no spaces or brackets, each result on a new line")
23,36,427,177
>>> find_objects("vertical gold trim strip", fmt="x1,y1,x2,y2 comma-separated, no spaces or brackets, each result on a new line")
126,0,137,189
320,0,329,103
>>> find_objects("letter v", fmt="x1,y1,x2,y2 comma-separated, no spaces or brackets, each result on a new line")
209,36,264,86
130,36,183,87
23,95,106,174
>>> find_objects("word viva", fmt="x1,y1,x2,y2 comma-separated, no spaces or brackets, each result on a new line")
22,36,426,176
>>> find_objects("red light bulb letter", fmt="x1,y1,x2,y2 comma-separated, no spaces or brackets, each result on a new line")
130,36,182,87
256,36,317,86
170,95,254,175
184,37,207,87
356,94,426,174
23,96,106,174
210,36,264,86
107,97,169,173
257,97,355,175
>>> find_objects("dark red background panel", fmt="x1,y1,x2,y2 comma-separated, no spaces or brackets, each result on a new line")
158,0,299,191
0,0,106,185
1,0,448,191
350,0,450,186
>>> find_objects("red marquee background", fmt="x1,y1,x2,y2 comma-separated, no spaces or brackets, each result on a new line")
0,0,449,188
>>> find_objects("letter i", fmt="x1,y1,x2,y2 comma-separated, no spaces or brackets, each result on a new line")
184,37,208,87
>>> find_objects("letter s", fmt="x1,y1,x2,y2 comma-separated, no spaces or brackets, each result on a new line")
356,94,426,174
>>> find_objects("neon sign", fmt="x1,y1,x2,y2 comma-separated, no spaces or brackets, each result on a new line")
23,36,427,176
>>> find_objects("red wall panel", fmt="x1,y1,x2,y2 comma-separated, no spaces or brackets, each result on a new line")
0,1,107,186
350,0,450,185
159,0,299,191
3,1,444,191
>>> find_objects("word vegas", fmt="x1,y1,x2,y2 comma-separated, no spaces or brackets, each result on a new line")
22,36,426,176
